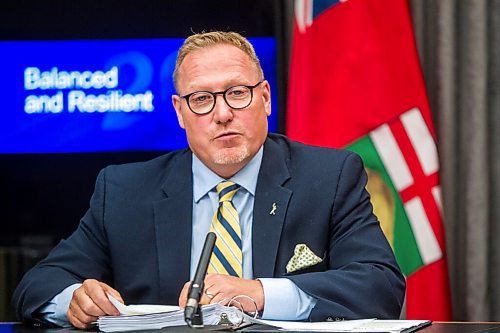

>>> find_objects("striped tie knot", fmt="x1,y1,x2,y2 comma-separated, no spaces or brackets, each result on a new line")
216,181,241,203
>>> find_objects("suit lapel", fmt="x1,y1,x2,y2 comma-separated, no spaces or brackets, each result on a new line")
153,150,193,302
252,138,292,278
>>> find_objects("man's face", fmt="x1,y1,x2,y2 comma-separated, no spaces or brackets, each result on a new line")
172,44,271,178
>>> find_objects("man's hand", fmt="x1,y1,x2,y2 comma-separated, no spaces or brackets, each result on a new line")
179,274,264,313
67,279,123,329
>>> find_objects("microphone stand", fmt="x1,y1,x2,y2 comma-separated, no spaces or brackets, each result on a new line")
184,232,216,328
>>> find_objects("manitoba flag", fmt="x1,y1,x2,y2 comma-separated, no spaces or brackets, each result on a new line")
287,0,452,320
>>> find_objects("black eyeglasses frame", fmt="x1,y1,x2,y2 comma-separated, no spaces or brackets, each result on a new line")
180,80,265,115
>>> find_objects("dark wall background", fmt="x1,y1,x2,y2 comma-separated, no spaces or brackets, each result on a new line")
1,0,278,40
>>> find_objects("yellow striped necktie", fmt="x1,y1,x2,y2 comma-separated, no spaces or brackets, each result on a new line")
207,181,242,277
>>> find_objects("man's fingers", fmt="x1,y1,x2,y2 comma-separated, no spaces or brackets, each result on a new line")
209,291,228,306
178,281,191,308
67,279,123,328
201,275,265,311
179,280,218,306
68,299,98,329
72,284,106,318
67,309,92,330
177,275,264,312
199,289,217,305
102,283,124,304
82,280,120,316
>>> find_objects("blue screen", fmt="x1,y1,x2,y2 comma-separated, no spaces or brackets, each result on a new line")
0,38,278,153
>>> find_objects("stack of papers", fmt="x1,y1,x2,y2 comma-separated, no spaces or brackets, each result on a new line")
253,319,431,332
98,295,430,333
97,295,245,332
106,294,179,315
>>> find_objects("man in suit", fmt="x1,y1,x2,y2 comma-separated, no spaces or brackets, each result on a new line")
13,31,405,329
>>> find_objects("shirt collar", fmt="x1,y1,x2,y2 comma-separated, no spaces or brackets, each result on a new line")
192,146,264,202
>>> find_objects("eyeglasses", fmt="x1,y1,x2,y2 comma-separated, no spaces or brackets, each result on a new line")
181,80,264,115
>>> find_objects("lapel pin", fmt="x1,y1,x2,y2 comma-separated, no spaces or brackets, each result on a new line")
270,203,277,215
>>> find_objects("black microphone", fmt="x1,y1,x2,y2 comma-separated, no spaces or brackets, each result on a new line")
184,232,216,327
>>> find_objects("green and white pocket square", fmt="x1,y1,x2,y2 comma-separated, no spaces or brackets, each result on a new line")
286,243,323,274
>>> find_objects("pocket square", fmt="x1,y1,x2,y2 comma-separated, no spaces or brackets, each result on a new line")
286,244,323,274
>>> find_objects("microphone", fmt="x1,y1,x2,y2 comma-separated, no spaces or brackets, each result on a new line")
184,232,216,328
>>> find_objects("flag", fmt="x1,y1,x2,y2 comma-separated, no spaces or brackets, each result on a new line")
287,0,452,320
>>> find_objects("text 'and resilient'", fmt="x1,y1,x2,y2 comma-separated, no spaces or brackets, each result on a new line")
23,67,154,114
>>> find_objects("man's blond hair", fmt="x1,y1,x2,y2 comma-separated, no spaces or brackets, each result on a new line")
173,31,264,92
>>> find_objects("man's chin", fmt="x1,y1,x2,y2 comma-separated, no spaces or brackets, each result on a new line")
213,147,249,165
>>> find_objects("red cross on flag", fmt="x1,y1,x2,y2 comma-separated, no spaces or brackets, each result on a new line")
287,0,452,320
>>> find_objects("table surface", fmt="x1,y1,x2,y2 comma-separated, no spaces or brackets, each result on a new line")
2,322,500,333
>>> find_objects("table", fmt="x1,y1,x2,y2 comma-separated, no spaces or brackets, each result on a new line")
2,322,500,333
419,322,500,333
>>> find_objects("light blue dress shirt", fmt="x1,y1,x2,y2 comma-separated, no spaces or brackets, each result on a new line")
41,147,316,326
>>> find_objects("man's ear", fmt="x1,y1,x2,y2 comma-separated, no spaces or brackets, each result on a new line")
261,80,271,116
172,95,186,129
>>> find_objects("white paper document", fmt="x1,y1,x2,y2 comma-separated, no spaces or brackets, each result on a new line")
253,318,431,332
98,294,246,332
253,318,376,331
107,293,180,315
99,295,430,333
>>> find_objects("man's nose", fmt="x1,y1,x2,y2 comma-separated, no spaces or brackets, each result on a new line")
212,94,234,123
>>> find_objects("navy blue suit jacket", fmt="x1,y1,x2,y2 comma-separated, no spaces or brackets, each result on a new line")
13,134,405,323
